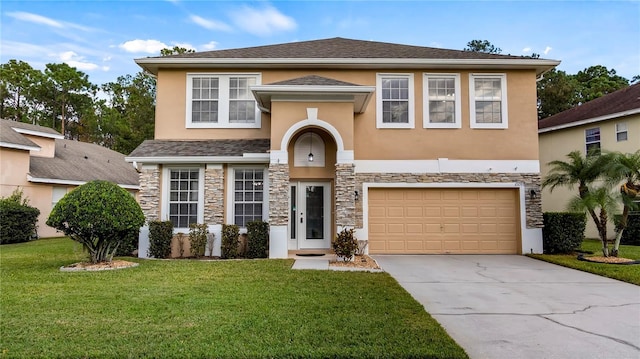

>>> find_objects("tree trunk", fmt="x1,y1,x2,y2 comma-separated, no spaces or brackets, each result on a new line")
612,205,629,257
598,209,609,257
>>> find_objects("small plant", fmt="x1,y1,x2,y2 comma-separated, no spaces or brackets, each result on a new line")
0,188,40,244
47,180,144,263
189,223,208,258
148,220,173,259
246,220,269,259
355,239,368,257
542,212,586,254
177,232,185,258
333,228,358,261
222,224,240,259
206,232,215,256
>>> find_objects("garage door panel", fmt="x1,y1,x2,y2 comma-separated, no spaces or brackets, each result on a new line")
369,188,519,254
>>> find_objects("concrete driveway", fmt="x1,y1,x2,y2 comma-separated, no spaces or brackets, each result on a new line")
373,255,640,359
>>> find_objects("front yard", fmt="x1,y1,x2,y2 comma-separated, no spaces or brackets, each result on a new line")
0,238,467,358
529,239,640,285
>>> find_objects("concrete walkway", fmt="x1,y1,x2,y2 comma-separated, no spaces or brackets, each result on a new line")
374,255,640,359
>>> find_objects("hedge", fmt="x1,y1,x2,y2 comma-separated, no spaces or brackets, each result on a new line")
246,220,269,258
614,214,640,246
0,200,40,244
542,212,586,254
148,221,173,258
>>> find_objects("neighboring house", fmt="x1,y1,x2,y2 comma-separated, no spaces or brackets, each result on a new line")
127,37,559,258
0,119,140,238
539,83,640,238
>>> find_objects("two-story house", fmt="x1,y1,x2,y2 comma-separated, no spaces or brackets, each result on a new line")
0,119,140,238
539,83,640,238
127,37,559,258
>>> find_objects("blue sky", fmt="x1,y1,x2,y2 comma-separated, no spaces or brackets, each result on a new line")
1,0,638,85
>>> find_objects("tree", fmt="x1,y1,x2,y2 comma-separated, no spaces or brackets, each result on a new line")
542,150,616,256
464,40,502,54
47,180,144,263
606,150,640,256
0,60,44,122
574,65,629,104
160,46,195,56
537,69,579,119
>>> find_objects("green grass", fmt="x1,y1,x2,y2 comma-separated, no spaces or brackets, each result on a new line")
0,238,467,359
529,239,640,285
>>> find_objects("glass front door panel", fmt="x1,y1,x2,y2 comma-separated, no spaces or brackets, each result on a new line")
290,186,296,239
305,186,324,239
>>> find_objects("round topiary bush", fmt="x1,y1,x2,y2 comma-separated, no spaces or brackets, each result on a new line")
47,180,144,263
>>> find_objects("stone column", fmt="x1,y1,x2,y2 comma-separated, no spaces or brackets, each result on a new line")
268,163,289,258
335,163,356,230
204,164,224,256
139,164,160,222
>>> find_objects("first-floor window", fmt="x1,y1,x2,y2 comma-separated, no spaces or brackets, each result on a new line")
169,168,200,228
234,168,264,227
585,127,601,155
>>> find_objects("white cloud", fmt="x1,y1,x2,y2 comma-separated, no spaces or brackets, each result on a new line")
56,51,105,71
544,46,553,55
230,5,296,36
190,15,232,31
6,11,63,28
522,47,532,53
201,41,218,50
119,39,168,54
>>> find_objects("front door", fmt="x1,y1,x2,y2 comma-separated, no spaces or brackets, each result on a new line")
290,182,331,249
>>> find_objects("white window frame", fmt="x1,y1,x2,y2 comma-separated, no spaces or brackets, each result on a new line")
186,73,262,129
616,122,628,142
225,166,269,229
469,74,508,129
585,127,601,155
162,166,205,231
52,187,68,207
423,73,462,129
376,73,415,129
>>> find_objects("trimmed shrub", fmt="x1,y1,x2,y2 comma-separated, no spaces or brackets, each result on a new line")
333,228,358,261
222,224,240,259
0,189,40,244
246,220,269,258
47,180,145,263
542,212,586,254
148,221,173,259
189,223,208,258
614,214,640,246
115,228,139,257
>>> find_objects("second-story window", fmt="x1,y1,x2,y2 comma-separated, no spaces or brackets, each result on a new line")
585,127,601,155
186,73,261,128
376,73,414,128
423,74,461,128
470,74,508,129
616,122,628,142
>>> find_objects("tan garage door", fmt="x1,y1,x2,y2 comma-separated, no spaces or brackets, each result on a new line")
368,188,519,254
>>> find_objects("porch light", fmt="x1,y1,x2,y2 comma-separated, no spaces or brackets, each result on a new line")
308,131,314,162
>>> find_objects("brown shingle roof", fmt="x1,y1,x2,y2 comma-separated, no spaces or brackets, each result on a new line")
1,119,62,137
158,37,525,60
268,75,360,86
29,140,139,186
128,139,270,158
539,83,640,131
0,120,40,149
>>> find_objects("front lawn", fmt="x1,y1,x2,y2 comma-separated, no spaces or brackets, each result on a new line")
529,239,640,285
0,238,467,358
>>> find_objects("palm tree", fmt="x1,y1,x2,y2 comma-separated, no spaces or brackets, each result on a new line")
606,150,640,256
543,150,614,256
567,187,618,256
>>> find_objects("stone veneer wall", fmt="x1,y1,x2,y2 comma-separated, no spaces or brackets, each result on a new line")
355,173,542,229
268,163,289,226
204,167,224,225
335,163,356,228
139,166,160,222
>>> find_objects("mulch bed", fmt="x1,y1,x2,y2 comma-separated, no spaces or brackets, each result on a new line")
329,255,380,269
577,254,640,265
60,260,139,272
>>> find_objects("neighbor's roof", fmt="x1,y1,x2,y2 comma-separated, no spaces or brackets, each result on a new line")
29,140,140,188
136,37,559,76
0,119,63,151
126,139,271,164
539,83,640,133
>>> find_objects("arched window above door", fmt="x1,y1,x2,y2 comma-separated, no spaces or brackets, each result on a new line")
294,132,325,167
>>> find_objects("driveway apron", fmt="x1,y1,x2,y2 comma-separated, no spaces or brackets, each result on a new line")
374,255,640,359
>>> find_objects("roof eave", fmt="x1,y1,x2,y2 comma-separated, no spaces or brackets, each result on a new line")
27,175,140,190
538,108,640,133
136,58,561,76
250,85,376,114
0,142,41,151
125,154,271,164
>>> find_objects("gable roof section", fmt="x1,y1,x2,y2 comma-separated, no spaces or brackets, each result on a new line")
29,139,140,188
2,119,64,139
268,75,360,86
0,120,41,151
539,83,640,133
136,37,559,76
126,139,271,164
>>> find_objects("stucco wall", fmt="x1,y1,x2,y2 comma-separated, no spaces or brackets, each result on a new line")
539,114,640,238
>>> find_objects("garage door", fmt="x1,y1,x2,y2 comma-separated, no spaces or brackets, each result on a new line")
368,188,519,254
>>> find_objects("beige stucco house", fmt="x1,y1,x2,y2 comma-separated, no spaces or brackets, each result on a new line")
539,83,640,238
128,37,559,258
0,119,140,238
